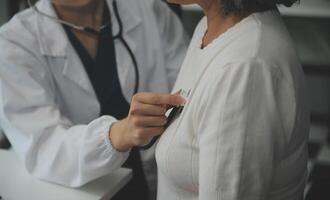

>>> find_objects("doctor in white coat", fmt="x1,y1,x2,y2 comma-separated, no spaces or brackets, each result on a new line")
0,0,188,199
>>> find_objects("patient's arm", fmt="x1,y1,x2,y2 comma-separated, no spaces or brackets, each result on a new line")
196,59,293,200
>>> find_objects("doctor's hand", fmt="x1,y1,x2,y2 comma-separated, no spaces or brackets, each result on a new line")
109,92,185,152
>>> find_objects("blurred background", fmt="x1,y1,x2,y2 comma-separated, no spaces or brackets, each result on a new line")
0,0,329,199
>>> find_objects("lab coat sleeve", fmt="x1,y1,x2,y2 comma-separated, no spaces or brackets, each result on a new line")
196,59,294,199
0,40,129,187
152,0,189,88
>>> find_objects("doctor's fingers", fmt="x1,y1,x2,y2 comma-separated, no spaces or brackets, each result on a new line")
130,102,167,116
131,115,167,127
132,92,185,107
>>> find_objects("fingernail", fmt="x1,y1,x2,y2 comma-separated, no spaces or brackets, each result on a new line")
174,89,182,95
177,95,186,106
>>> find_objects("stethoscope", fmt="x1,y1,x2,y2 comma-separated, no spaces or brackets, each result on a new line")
27,0,140,95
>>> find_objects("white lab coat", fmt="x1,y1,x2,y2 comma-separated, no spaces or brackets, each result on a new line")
0,0,188,189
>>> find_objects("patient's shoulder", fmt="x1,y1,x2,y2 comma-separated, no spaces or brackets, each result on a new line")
189,17,207,45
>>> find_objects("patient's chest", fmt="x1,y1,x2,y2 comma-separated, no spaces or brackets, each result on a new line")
156,92,200,193
155,47,209,193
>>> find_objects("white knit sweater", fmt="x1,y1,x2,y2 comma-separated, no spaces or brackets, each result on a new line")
156,10,309,200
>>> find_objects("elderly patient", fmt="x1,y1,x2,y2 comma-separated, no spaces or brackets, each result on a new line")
156,0,309,199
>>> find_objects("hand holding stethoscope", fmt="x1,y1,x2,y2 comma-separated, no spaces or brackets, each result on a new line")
108,92,186,152
27,0,184,151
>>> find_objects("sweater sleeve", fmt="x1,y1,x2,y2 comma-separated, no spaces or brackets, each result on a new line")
196,59,293,199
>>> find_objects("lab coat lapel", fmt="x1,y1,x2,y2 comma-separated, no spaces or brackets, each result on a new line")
106,0,141,99
35,0,96,96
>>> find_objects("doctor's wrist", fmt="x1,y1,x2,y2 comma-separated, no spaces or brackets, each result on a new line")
109,119,132,152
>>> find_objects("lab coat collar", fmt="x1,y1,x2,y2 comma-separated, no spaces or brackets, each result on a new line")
36,0,142,57
35,0,141,94
36,0,68,57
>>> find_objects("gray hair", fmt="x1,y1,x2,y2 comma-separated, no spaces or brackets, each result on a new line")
218,0,298,15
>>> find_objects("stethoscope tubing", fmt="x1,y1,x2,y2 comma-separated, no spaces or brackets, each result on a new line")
112,1,140,95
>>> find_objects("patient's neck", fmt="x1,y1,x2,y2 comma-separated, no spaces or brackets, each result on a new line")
199,1,245,48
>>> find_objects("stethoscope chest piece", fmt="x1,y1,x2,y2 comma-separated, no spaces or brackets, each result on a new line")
138,89,190,150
